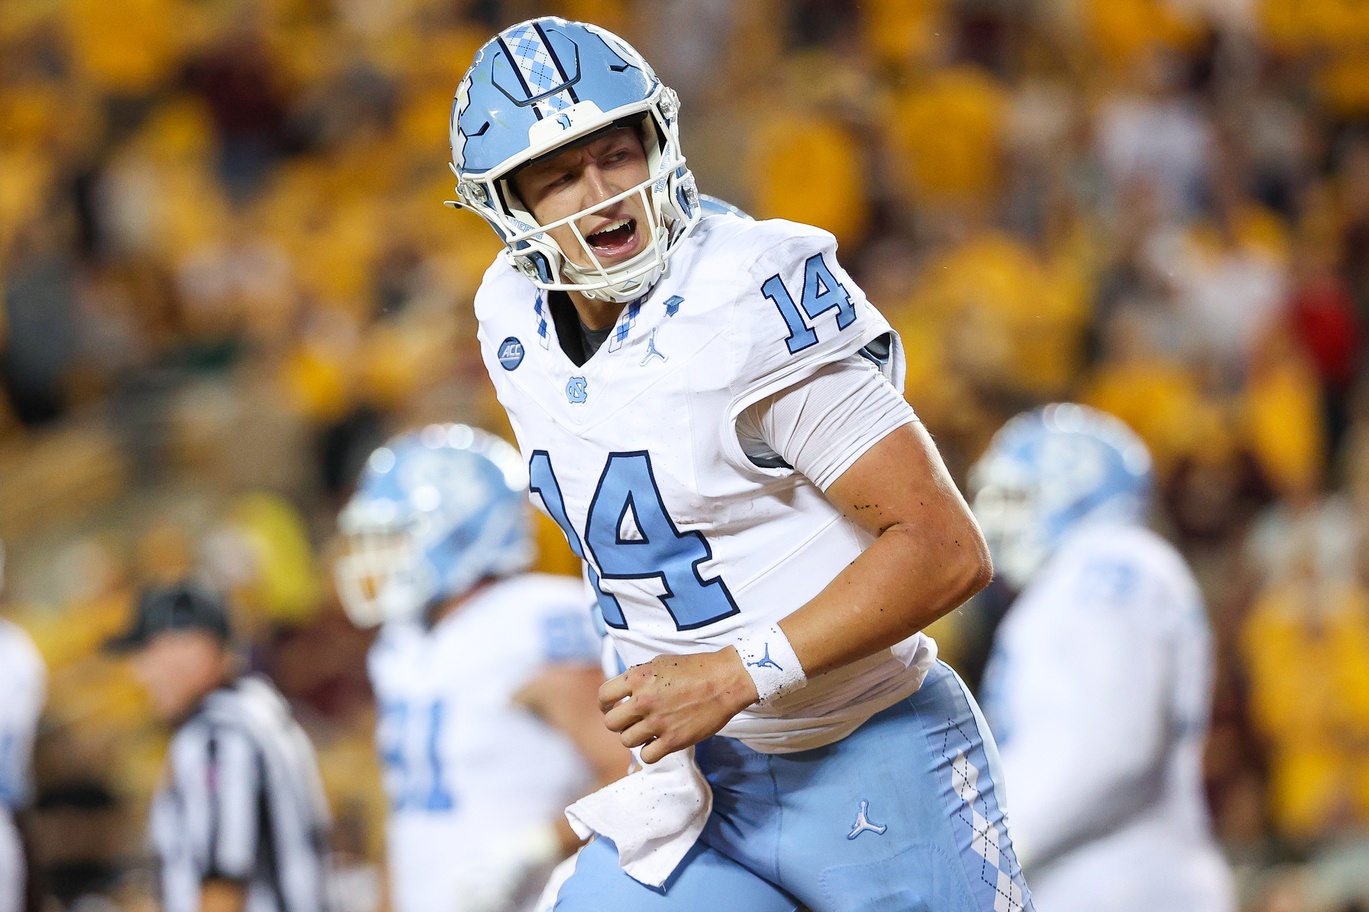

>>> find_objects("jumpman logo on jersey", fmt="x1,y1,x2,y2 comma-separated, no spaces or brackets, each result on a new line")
640,328,667,365
747,643,783,671
847,800,887,839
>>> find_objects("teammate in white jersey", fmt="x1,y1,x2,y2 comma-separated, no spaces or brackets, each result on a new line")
335,425,628,912
0,544,45,912
447,18,1032,911
971,404,1235,912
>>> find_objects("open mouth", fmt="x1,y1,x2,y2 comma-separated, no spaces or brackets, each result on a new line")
586,218,640,259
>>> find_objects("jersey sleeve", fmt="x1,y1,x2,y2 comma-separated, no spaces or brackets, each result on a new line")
171,723,263,882
722,222,906,472
736,354,919,491
537,597,602,665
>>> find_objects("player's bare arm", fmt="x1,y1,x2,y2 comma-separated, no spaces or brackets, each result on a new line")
603,421,991,763
516,664,633,852
781,420,991,675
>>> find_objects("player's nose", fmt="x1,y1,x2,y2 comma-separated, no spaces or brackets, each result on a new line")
581,163,616,207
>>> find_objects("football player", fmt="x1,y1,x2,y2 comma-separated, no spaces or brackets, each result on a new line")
972,404,1235,912
335,424,627,912
448,18,1032,912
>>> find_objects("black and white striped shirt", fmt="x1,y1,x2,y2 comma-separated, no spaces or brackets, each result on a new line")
149,675,332,912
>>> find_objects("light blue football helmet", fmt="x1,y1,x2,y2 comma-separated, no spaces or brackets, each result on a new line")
335,424,534,627
449,17,701,303
969,404,1154,590
698,194,752,220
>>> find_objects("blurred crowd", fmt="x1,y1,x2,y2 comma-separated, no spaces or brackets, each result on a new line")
2,0,1369,910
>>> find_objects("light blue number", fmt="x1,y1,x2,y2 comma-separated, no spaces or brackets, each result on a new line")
529,450,626,629
586,452,740,630
377,700,407,810
378,700,455,812
761,253,856,354
530,450,738,631
420,702,454,811
762,274,816,352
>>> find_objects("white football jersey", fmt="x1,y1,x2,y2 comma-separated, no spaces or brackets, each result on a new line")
979,523,1235,912
476,216,937,754
0,619,44,912
368,574,600,912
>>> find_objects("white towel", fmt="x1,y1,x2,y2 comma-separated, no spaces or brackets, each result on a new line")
564,747,712,888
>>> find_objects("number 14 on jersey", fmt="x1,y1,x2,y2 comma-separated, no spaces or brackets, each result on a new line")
529,450,740,632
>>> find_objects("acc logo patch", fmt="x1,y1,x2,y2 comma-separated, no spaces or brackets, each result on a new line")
497,337,525,371
566,376,588,404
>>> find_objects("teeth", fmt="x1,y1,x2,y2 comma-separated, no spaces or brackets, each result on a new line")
590,218,632,238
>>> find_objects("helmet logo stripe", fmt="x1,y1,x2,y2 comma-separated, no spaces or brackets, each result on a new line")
502,24,575,117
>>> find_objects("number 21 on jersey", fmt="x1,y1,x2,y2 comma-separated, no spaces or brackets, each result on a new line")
529,450,739,632
378,700,455,812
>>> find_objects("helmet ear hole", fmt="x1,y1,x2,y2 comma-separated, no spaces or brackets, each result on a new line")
637,112,665,157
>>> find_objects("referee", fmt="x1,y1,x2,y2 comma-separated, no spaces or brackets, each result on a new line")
107,582,332,912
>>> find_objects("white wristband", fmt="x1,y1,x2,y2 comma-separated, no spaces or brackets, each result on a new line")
734,624,807,705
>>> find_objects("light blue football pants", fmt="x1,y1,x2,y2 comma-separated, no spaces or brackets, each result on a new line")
552,661,1035,911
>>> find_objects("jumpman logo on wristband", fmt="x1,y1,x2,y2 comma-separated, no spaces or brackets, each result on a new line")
748,643,783,671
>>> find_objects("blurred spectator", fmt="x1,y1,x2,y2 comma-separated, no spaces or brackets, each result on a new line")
1154,173,1289,389
181,18,291,201
1241,541,1369,843
1338,135,1369,328
1095,46,1215,220
1285,239,1361,462
1237,421,1369,857
2,206,79,427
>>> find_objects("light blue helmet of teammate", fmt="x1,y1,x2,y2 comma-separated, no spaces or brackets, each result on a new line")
969,403,1153,590
698,194,752,220
335,424,534,627
449,17,701,303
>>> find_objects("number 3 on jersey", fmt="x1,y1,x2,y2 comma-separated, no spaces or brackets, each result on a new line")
529,450,739,631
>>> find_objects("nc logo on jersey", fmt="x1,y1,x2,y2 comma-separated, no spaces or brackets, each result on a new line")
497,336,525,371
566,376,588,404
